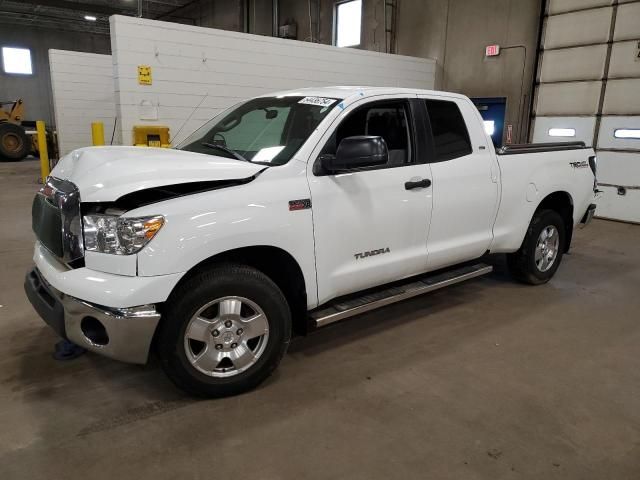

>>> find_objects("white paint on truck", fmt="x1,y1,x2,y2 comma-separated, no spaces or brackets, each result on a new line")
26,86,598,395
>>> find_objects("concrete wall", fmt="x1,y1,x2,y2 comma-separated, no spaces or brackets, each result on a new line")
249,0,275,36
176,0,245,30
396,0,542,143
0,25,110,125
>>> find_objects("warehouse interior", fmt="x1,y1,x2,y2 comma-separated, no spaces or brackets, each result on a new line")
0,0,639,478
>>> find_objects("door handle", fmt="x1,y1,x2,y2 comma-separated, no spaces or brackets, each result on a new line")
405,179,432,190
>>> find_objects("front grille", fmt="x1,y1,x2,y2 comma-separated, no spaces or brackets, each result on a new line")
32,177,84,267
32,195,64,257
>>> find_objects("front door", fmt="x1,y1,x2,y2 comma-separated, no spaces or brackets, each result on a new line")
307,96,433,305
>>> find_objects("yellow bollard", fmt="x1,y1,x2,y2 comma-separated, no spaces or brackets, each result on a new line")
91,122,105,146
36,121,49,183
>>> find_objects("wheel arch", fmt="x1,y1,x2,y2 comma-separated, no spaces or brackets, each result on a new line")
534,191,574,252
163,245,309,335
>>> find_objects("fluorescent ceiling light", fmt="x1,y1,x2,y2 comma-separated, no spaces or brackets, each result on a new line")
483,120,495,136
2,47,32,74
84,15,97,21
336,0,362,48
548,128,576,137
614,129,640,139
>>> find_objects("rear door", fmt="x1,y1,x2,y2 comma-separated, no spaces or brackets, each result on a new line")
417,95,500,270
307,95,434,305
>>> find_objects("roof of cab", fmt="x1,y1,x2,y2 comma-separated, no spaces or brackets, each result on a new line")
261,86,468,101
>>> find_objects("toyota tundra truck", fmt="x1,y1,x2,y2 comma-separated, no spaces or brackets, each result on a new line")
25,87,598,397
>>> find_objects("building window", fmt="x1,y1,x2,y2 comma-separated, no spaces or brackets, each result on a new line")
614,129,640,139
2,47,33,75
548,128,576,138
335,0,362,48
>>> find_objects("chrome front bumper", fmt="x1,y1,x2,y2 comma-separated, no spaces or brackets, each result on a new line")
25,267,161,364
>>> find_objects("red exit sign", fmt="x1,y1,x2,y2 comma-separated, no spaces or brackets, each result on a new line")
485,45,501,57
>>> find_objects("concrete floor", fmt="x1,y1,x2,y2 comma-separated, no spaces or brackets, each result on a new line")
1,159,639,479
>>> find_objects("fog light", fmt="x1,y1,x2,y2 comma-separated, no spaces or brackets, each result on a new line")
81,316,109,346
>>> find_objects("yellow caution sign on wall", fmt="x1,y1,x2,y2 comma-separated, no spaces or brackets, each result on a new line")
138,65,152,85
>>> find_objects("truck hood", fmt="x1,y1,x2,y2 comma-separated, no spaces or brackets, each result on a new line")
51,146,265,202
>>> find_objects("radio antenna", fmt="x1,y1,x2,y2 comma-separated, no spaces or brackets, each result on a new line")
173,93,208,144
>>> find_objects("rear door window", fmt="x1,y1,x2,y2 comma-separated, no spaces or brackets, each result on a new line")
425,100,472,162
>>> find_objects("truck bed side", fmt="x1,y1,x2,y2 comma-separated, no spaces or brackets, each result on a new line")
490,145,596,253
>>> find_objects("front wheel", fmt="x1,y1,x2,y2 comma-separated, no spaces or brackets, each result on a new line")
157,264,292,397
507,209,566,285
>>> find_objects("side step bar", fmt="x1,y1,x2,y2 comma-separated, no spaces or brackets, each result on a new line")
310,263,493,328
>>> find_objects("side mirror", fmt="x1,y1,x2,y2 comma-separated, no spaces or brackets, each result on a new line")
321,136,389,173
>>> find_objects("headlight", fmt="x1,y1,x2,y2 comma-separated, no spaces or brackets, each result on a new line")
83,215,164,255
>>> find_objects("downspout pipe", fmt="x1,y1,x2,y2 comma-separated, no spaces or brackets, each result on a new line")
272,0,279,37
244,0,250,33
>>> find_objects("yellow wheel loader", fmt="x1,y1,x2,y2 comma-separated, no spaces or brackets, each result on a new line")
0,99,30,161
0,99,57,162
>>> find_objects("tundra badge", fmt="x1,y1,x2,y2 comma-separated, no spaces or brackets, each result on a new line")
354,248,391,260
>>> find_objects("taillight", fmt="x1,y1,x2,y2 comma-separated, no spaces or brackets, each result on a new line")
588,155,597,176
588,155,598,192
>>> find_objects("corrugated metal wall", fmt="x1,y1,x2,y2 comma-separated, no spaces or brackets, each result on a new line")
532,0,640,223
48,50,116,156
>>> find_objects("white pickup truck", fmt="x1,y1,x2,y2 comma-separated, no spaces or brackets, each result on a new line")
25,87,597,396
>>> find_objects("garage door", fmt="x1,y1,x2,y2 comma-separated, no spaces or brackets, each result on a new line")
532,0,640,223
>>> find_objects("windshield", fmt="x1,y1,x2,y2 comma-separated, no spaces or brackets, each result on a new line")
177,96,340,166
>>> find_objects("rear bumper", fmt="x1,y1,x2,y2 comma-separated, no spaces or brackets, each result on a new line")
25,267,161,364
580,203,597,227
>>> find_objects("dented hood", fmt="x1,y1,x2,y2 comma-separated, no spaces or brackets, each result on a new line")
51,146,265,202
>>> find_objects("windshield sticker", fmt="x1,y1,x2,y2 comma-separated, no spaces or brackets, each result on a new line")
298,96,337,107
252,146,286,163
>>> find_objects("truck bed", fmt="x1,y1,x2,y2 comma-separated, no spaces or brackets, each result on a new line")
496,141,588,155
490,141,596,254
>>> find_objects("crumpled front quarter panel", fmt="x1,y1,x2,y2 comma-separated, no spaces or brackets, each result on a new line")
132,163,319,307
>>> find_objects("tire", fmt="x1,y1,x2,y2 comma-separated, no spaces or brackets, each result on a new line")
157,264,292,397
0,123,29,161
507,209,566,285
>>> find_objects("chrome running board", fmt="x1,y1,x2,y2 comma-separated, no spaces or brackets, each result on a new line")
310,263,493,328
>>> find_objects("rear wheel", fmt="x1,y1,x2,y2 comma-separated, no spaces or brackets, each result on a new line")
0,123,29,161
157,264,291,397
507,209,566,285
